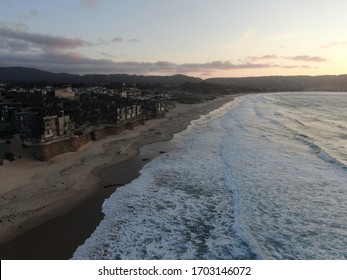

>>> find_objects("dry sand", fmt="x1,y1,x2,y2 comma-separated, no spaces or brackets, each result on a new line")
0,95,238,258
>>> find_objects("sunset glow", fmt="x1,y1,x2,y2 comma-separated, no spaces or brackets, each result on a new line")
1,0,346,78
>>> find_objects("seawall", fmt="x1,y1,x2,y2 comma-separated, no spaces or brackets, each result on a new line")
30,118,145,161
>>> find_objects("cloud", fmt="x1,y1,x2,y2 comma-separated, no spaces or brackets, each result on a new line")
1,40,31,52
240,29,256,41
0,22,28,31
100,52,113,57
281,64,312,69
112,37,123,43
80,0,102,9
245,55,279,62
0,51,111,73
128,38,140,42
20,10,40,19
96,37,138,44
320,41,347,48
97,38,110,45
0,23,92,52
288,55,326,62
178,61,274,72
243,54,327,63
0,49,313,75
0,23,314,75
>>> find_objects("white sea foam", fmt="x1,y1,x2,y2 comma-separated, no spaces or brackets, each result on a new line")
220,93,347,259
73,92,347,260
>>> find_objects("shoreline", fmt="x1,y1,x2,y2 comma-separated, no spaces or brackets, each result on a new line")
0,94,239,259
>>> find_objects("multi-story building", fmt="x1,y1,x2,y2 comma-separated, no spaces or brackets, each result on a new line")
40,112,75,143
116,104,142,122
14,110,41,141
0,98,17,136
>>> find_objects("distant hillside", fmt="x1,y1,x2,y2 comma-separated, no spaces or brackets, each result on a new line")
0,67,80,84
0,67,202,86
81,73,202,86
1,67,347,91
206,75,347,92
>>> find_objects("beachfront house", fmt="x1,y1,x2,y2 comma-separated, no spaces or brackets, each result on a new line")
116,104,142,123
142,99,166,119
42,115,57,140
0,101,17,137
40,112,75,143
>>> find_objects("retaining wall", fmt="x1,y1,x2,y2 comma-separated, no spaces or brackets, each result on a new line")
30,118,145,161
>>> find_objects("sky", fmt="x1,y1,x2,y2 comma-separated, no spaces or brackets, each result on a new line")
0,0,347,78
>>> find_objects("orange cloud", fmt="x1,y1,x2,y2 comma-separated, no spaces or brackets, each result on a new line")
245,55,279,61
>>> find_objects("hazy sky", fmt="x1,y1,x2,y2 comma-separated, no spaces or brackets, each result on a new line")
1,0,346,78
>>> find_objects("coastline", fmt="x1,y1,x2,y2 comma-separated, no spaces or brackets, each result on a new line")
0,94,239,259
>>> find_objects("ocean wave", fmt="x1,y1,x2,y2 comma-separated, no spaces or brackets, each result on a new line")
219,93,347,259
73,100,256,260
294,134,347,169
73,92,347,260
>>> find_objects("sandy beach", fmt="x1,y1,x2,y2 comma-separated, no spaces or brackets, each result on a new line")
0,95,238,259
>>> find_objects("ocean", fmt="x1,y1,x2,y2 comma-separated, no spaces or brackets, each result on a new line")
73,92,347,260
